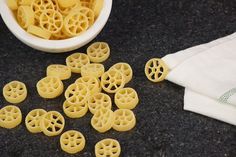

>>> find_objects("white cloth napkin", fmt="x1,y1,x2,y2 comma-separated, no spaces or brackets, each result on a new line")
162,33,236,125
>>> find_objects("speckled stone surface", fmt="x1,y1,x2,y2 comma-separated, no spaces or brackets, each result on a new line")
0,0,236,157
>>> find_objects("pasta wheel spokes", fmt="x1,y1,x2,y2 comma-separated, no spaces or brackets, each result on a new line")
76,7,95,26
65,83,89,105
3,81,27,104
91,108,114,133
110,63,133,83
63,100,88,118
75,76,101,95
60,130,85,154
101,69,125,93
25,109,47,133
113,109,136,132
64,10,89,37
58,1,80,16
66,53,90,73
39,9,63,34
87,42,110,63
88,93,111,114
115,88,139,109
0,105,22,129
145,58,169,82
40,111,65,136
95,139,121,157
31,0,55,21
36,76,64,99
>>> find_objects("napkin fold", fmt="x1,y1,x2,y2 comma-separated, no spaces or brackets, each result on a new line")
162,33,236,125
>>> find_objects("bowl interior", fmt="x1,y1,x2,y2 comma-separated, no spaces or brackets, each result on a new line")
0,0,112,53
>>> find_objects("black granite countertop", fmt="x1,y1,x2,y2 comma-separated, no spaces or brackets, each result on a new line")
0,0,236,157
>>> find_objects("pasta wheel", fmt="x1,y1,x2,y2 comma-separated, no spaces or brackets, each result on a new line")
91,108,114,133
87,42,110,63
75,7,95,26
25,109,47,133
145,58,169,82
36,76,64,99
65,83,89,105
31,0,55,21
63,100,88,118
92,0,104,18
40,111,65,136
47,64,71,80
39,9,63,34
18,0,33,5
58,0,76,8
101,69,125,94
63,10,89,37
3,81,27,104
60,130,85,154
27,25,51,39
81,63,105,78
17,6,35,29
110,63,133,83
75,76,101,95
113,109,136,132
88,93,111,114
7,0,18,10
0,105,22,129
58,1,80,16
114,88,139,110
66,53,90,73
95,139,121,157
51,0,59,11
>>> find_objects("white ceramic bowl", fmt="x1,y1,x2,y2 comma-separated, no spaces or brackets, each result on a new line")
0,0,112,53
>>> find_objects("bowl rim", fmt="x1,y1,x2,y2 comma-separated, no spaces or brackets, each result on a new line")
0,0,112,53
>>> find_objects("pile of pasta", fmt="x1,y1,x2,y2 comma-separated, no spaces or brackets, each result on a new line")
7,0,104,40
0,42,139,156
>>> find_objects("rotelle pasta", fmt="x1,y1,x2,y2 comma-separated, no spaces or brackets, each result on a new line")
7,0,104,40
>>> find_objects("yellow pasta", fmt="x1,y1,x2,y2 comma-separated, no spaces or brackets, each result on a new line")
81,63,105,78
88,93,112,114
66,53,90,73
51,0,59,11
110,62,133,83
0,105,22,129
3,81,27,104
113,109,136,132
95,139,121,157
25,109,47,133
114,88,139,110
91,108,114,133
39,9,63,34
80,0,93,9
75,76,101,95
65,83,89,105
58,0,76,8
101,69,125,93
87,42,110,63
63,100,88,118
7,0,18,10
31,0,55,21
75,7,95,26
47,64,71,80
58,1,80,16
60,130,85,154
36,76,64,99
51,30,69,40
92,0,104,18
17,6,35,29
18,0,33,5
63,9,89,37
40,111,65,136
27,25,52,39
145,58,169,82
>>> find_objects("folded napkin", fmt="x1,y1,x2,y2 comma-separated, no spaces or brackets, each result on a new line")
162,33,236,125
